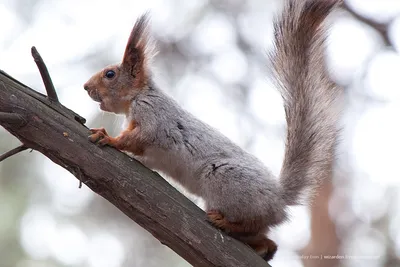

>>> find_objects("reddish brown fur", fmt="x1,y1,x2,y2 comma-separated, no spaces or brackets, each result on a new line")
89,121,144,155
122,14,151,89
246,236,277,262
206,210,265,234
207,210,277,261
83,14,153,115
84,66,135,115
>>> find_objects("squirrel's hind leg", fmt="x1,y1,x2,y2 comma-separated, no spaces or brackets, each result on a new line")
242,234,278,262
206,210,263,233
206,210,277,261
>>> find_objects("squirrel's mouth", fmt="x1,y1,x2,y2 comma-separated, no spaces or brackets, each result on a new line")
88,89,102,103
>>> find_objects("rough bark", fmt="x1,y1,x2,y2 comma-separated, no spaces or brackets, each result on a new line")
0,69,271,267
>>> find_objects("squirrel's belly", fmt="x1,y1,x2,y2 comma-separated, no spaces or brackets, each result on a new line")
138,146,202,195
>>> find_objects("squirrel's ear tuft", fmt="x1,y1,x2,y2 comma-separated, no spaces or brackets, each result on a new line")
122,13,155,87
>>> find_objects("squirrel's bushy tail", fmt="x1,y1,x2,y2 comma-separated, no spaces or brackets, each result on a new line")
269,0,342,205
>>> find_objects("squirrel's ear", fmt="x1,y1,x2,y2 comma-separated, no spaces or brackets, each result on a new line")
122,13,154,86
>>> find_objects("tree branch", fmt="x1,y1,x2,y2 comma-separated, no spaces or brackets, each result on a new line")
0,145,28,162
0,69,270,266
31,46,59,102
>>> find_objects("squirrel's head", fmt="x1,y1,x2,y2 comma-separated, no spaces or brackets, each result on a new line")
83,14,155,115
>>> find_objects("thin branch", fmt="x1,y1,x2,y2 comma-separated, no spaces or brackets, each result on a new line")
0,145,28,162
71,166,84,188
31,46,59,102
341,2,392,46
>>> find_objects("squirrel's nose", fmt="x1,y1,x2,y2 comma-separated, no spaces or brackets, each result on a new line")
84,84,89,91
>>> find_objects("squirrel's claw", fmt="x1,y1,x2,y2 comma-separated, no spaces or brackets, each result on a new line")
256,238,278,262
206,210,226,230
89,127,108,135
97,136,111,146
88,128,110,145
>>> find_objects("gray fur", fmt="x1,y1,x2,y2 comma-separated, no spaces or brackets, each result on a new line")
102,0,342,234
269,0,343,205
130,86,287,226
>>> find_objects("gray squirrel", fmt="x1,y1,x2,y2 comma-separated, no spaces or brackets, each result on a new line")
83,0,342,261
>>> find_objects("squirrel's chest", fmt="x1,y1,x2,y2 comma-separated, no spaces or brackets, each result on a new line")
136,146,203,195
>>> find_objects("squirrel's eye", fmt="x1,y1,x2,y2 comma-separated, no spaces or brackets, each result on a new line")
105,70,116,79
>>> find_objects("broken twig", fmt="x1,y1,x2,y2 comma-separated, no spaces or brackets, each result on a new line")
31,46,59,102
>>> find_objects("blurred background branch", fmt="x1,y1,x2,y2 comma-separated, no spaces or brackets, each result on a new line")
341,2,393,47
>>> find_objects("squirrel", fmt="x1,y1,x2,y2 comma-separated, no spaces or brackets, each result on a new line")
83,0,342,262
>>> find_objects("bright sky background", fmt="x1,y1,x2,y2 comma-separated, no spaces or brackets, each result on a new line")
1,0,400,266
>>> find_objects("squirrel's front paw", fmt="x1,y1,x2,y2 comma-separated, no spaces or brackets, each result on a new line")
88,128,110,146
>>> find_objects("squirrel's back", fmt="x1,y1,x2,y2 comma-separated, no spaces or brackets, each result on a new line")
269,0,342,205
